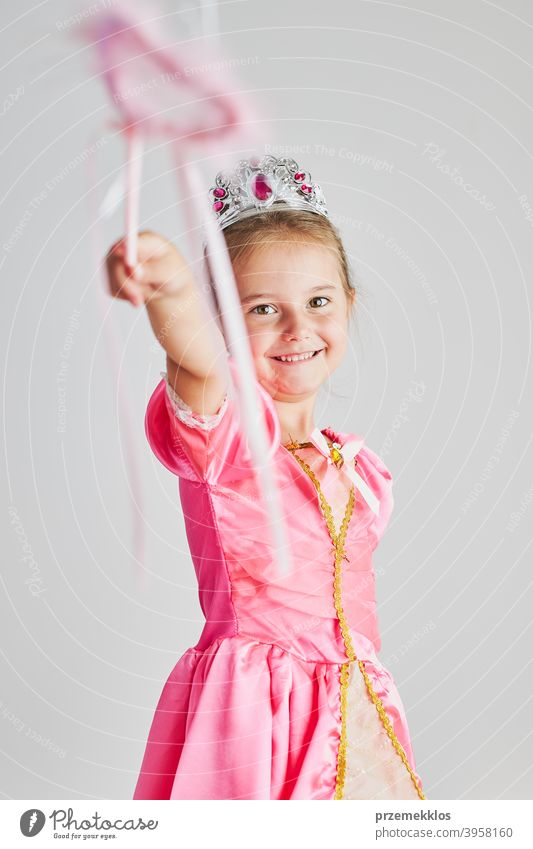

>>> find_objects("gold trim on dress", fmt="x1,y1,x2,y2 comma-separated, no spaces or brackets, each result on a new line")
285,443,425,801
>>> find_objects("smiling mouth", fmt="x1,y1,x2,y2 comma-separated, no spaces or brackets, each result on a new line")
270,348,325,364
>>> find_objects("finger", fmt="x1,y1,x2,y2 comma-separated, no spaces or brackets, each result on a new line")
129,263,145,282
106,238,125,261
106,249,140,284
105,255,143,305
117,278,145,307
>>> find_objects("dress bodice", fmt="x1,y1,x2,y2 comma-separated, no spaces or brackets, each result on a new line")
145,357,394,667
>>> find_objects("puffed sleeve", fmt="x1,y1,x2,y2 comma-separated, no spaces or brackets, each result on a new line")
355,443,394,549
144,356,280,486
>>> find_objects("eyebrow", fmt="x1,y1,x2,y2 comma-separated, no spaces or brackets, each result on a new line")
240,283,338,305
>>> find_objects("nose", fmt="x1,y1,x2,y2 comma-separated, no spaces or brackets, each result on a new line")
280,309,312,342
280,327,311,343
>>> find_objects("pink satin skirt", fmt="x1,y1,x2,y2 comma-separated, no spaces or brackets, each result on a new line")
133,634,424,800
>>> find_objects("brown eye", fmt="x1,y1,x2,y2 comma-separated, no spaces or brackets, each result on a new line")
309,296,330,308
250,304,276,315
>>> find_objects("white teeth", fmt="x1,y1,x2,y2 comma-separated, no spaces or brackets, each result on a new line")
277,351,316,362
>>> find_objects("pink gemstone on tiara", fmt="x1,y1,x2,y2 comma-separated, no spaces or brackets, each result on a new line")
300,184,313,194
251,172,273,201
294,171,305,181
213,200,225,212
213,187,226,198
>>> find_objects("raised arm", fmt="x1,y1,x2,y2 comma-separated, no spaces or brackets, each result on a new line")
106,230,228,415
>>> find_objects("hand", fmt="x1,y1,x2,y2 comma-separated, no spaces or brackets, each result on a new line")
105,230,194,308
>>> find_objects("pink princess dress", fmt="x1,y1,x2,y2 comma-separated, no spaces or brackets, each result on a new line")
133,358,425,801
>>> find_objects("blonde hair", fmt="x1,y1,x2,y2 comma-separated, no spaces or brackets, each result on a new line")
205,208,357,320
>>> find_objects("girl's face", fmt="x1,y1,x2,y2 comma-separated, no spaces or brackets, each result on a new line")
233,240,355,401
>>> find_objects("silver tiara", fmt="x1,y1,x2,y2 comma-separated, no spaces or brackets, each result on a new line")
208,155,329,230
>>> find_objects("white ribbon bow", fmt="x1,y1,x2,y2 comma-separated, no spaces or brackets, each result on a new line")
308,427,380,515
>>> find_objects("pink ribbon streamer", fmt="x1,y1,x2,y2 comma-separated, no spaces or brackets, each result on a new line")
86,132,147,591
75,0,294,578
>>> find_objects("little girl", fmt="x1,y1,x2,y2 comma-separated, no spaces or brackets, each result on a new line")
106,155,426,801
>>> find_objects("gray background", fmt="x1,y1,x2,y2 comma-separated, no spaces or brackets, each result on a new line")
1,0,532,800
